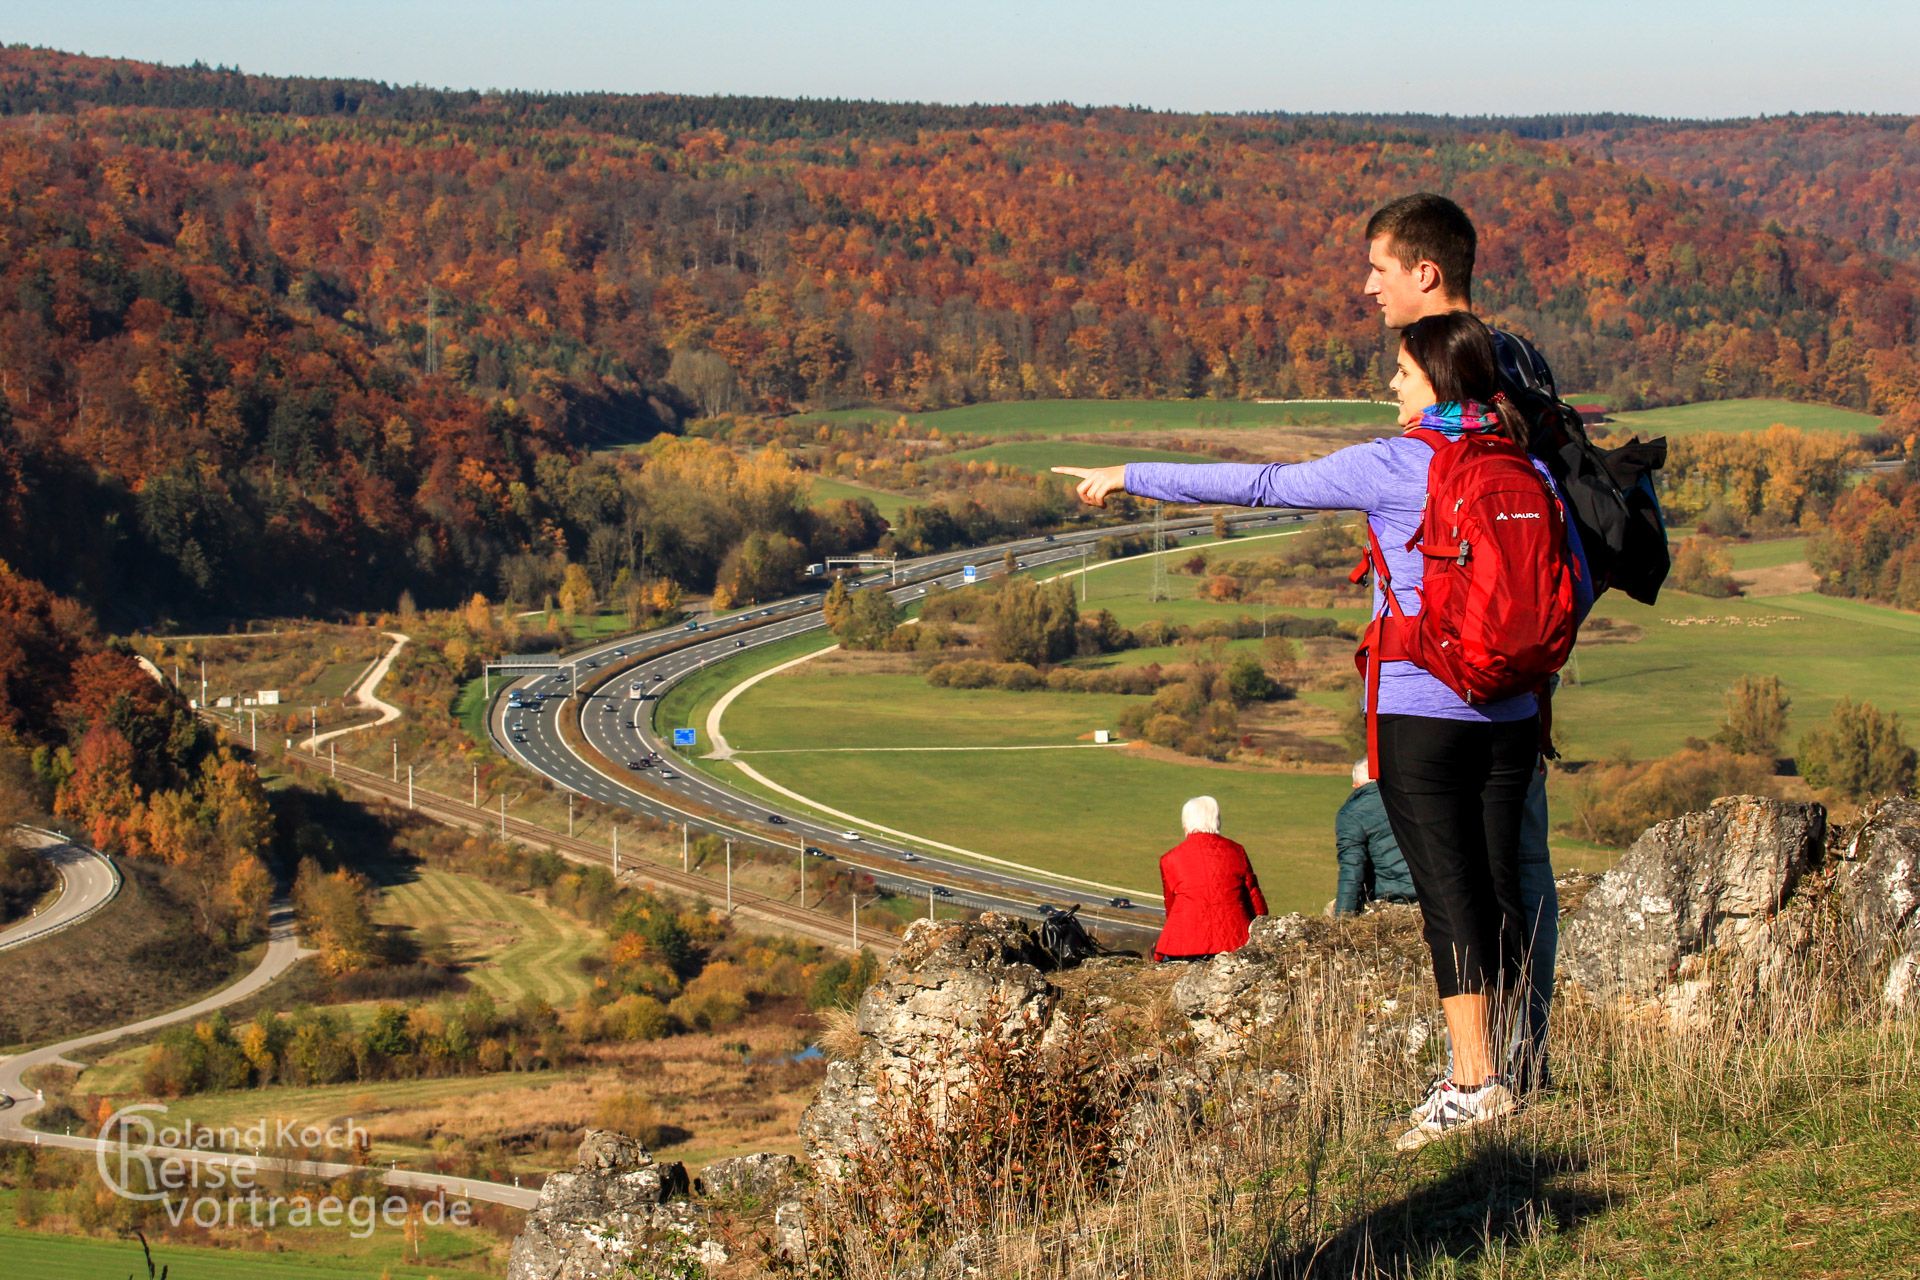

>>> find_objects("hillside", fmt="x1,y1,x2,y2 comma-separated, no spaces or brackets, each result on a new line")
3,47,1919,626
1566,114,1920,262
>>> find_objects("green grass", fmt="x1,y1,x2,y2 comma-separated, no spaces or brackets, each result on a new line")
721,744,1354,910
808,474,918,524
1555,589,1920,761
1064,524,1372,630
942,440,1228,474
1604,397,1880,438
307,658,370,701
453,675,493,750
1723,536,1808,571
797,397,1395,438
726,671,1142,750
515,608,641,641
378,868,598,1008
0,1191,498,1279
653,628,837,759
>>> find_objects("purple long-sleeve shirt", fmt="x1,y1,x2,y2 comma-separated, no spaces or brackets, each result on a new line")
1127,437,1582,721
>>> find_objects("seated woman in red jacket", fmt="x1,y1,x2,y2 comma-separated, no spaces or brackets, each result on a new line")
1153,796,1269,962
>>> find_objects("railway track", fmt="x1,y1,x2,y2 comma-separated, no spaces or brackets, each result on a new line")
281,752,898,956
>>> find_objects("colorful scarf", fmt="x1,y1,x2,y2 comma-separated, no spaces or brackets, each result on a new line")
1414,400,1501,438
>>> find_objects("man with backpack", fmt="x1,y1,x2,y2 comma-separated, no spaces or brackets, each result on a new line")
1362,193,1668,1096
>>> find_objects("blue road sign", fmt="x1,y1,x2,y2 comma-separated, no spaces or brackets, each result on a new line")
673,728,696,747
962,565,977,584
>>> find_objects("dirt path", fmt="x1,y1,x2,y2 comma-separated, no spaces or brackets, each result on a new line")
307,630,409,751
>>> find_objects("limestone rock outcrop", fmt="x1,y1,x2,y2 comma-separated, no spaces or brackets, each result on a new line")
1831,796,1920,1010
504,1131,709,1280
1560,795,1825,1014
800,912,1056,1174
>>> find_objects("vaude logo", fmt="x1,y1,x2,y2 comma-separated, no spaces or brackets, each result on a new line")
95,1101,473,1237
1494,512,1543,521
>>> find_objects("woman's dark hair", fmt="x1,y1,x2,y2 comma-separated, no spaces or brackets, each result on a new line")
1398,312,1530,445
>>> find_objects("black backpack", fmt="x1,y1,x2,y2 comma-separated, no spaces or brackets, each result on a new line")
1035,905,1101,971
1492,330,1671,605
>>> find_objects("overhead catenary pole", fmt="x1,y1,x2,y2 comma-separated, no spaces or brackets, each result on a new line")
407,765,413,810
682,823,688,871
567,791,574,837
499,792,506,839
928,887,935,921
309,706,317,748
852,894,858,949
330,741,336,777
472,765,478,808
725,840,733,914
612,826,619,874
392,740,398,782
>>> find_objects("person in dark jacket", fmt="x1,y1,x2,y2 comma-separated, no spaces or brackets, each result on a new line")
1335,758,1418,914
1153,796,1269,963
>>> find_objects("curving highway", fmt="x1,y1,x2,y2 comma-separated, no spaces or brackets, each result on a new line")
0,828,121,954
489,511,1309,939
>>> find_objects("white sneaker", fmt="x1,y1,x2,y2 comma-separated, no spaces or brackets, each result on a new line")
1394,1077,1517,1153
1408,1073,1451,1125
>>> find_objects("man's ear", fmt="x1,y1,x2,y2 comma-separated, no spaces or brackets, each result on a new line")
1416,260,1444,294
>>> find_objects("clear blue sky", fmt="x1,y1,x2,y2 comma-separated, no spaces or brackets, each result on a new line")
9,1,1916,117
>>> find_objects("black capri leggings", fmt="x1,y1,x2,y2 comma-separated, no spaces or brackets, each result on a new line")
1374,713,1538,999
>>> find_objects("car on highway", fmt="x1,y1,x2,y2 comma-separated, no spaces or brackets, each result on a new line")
628,760,646,769
510,720,523,731
613,647,626,656
734,639,746,648
1108,896,1134,909
512,733,528,743
804,846,830,859
932,886,953,897
766,813,786,824
840,830,864,841
900,851,919,862
658,769,677,779
652,673,665,682
601,703,615,713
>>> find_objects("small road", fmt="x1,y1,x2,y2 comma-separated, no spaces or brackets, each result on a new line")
306,631,409,751
0,903,539,1211
0,828,121,954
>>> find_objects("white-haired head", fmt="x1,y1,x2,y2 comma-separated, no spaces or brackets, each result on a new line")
1352,759,1370,787
1181,795,1221,835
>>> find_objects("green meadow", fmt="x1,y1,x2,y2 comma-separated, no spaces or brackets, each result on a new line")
807,474,918,523
798,397,1395,438
1604,397,1879,438
689,519,1915,905
375,868,599,1008
0,1192,497,1280
943,440,1228,474
1723,535,1809,571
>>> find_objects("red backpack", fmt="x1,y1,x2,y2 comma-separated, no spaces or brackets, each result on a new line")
1354,427,1580,778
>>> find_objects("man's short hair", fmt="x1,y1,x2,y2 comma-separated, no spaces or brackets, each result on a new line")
1352,759,1370,787
1181,795,1222,835
1366,193,1476,304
